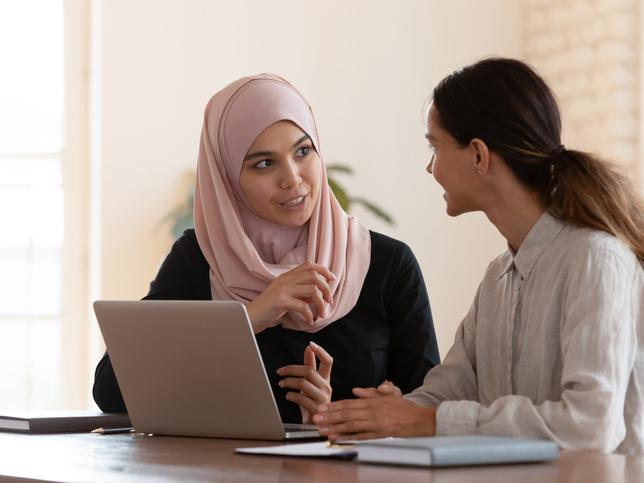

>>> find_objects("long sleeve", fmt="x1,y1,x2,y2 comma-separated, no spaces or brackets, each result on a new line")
384,242,440,393
405,212,643,454
92,229,441,422
404,285,480,410
92,353,126,412
433,246,640,453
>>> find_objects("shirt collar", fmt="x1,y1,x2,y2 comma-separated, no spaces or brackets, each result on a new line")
495,211,566,281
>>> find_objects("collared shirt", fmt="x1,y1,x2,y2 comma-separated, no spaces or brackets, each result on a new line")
406,212,644,454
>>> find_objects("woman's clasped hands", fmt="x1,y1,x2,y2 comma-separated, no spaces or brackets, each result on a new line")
312,381,438,441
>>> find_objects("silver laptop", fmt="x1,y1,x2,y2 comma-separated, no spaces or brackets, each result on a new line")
94,300,321,440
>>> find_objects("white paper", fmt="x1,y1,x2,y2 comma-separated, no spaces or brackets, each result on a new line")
235,441,356,458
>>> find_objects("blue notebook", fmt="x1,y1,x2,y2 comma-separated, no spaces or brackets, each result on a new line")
356,436,559,467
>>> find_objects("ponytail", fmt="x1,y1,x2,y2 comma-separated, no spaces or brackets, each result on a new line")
550,150,644,262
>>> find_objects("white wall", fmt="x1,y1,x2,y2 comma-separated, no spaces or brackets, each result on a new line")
91,0,522,367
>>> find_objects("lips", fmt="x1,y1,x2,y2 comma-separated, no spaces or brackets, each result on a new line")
279,193,308,207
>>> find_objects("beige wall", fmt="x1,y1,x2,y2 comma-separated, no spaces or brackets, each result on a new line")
90,0,522,367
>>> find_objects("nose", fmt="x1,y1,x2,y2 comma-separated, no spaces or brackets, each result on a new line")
426,153,435,174
280,159,302,189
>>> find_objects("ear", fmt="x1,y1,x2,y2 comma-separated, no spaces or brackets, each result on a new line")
470,138,490,175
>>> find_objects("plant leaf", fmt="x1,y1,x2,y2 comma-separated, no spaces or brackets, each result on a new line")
327,177,350,211
326,164,354,175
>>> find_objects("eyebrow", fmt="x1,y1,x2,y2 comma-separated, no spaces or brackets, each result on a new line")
425,133,437,143
243,134,311,161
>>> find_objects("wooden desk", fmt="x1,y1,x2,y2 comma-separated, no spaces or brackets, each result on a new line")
0,432,642,482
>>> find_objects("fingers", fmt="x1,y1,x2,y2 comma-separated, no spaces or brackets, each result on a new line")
322,421,379,440
304,345,316,368
290,285,326,320
279,376,327,402
289,262,336,284
316,398,369,415
319,419,374,436
313,406,372,426
285,392,318,416
313,399,390,441
277,365,327,392
256,262,336,331
315,410,377,440
309,271,333,304
277,342,334,416
351,381,401,399
286,264,334,304
276,295,315,324
291,272,332,305
352,387,383,399
377,380,403,397
308,341,333,380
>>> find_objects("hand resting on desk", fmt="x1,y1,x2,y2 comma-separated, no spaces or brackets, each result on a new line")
313,381,437,440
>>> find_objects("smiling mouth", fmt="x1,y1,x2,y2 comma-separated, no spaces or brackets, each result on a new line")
279,194,307,208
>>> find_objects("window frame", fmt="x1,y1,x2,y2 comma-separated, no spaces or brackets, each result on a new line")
60,0,91,409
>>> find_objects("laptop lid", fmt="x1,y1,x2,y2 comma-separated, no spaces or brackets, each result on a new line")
94,300,318,440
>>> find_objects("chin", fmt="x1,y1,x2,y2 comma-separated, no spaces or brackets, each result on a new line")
445,203,459,217
282,218,309,228
445,200,468,217
275,211,313,227
446,202,478,217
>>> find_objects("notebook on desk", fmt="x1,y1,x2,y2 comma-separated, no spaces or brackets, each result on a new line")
356,436,559,467
93,300,320,441
0,410,130,434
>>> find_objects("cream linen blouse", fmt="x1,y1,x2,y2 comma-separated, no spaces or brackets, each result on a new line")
406,212,644,454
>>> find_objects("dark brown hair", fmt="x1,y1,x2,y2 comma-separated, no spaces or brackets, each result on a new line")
432,57,644,261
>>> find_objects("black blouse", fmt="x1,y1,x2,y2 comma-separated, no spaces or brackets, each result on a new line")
93,230,440,423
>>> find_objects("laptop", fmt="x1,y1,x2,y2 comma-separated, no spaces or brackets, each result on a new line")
93,300,321,440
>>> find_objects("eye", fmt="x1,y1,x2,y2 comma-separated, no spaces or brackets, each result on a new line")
253,159,272,169
296,145,312,158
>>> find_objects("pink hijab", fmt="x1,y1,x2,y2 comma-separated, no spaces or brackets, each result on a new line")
193,74,371,332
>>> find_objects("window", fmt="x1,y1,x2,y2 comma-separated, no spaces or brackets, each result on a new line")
0,0,88,410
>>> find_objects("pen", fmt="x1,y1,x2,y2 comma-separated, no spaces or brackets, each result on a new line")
325,441,355,449
91,427,133,435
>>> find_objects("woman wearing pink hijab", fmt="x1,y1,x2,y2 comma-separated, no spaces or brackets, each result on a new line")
93,74,439,423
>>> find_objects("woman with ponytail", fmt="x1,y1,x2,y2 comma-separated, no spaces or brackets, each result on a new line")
314,58,644,454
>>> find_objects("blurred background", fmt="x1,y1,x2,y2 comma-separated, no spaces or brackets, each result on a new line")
1,0,642,411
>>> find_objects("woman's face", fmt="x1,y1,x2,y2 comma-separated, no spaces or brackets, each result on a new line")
240,120,321,227
425,105,481,216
